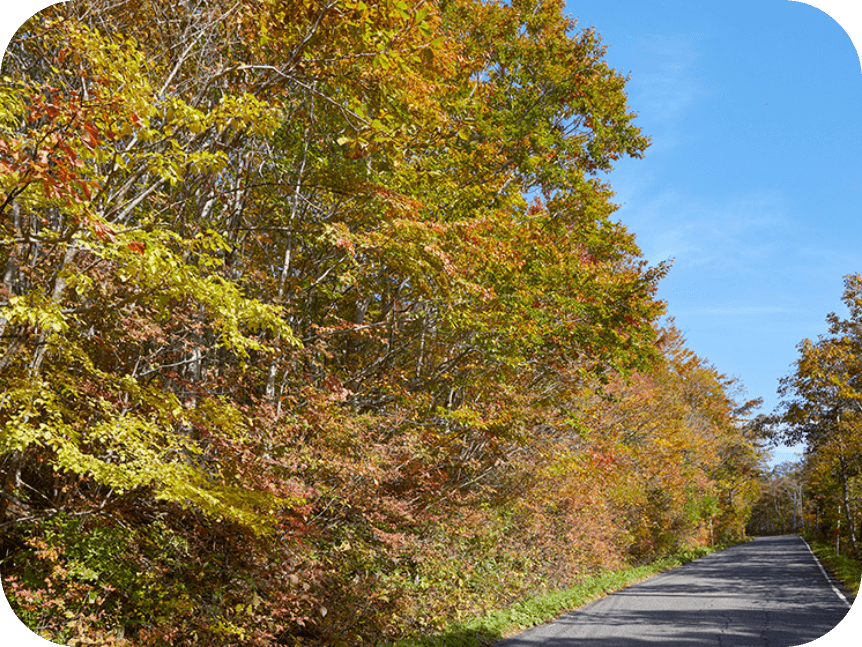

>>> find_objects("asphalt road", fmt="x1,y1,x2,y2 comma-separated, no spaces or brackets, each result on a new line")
497,535,853,647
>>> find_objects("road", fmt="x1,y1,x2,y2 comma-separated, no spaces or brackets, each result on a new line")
496,535,853,647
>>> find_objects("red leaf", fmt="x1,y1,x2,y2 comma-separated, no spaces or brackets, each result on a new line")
91,220,116,242
128,241,146,255
82,121,100,150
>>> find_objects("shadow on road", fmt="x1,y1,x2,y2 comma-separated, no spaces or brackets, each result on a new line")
496,536,852,647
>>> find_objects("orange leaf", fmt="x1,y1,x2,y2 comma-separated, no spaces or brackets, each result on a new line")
127,241,146,255
91,220,116,242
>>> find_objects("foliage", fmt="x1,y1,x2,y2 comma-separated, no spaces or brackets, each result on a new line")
1,1,765,644
769,274,862,556
747,460,807,536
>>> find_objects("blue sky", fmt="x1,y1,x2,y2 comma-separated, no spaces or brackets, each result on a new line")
564,0,862,465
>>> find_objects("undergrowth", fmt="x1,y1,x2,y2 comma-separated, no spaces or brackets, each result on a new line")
804,535,861,599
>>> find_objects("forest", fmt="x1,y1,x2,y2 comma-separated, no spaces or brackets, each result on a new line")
0,1,818,645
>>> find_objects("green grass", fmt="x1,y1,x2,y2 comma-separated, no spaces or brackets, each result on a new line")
391,542,744,647
804,535,861,600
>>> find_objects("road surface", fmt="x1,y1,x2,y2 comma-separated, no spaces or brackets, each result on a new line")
497,535,853,647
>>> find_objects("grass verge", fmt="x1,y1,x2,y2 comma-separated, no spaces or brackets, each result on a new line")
803,535,861,600
392,541,745,647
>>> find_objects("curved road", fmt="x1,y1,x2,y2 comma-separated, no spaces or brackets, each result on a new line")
497,535,853,647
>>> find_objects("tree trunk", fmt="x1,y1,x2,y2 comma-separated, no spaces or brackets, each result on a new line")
838,455,858,553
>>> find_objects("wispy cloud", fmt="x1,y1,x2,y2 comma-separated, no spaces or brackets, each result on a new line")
601,36,708,199
622,188,792,273
675,305,798,316
626,33,707,143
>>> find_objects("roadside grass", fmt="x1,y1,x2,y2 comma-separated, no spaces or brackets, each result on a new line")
392,541,745,647
803,535,861,600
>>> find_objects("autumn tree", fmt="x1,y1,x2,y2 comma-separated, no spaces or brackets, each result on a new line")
573,323,762,553
776,273,862,554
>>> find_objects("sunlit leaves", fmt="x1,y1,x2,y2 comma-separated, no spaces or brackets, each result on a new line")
779,274,862,451
0,5,307,535
0,1,767,643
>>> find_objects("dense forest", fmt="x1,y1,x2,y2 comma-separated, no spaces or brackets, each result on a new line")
1,1,770,644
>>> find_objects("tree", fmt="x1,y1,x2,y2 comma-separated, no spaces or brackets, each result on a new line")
777,273,862,554
0,0,317,534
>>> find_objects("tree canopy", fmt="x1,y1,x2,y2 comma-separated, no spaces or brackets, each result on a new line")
768,273,862,554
